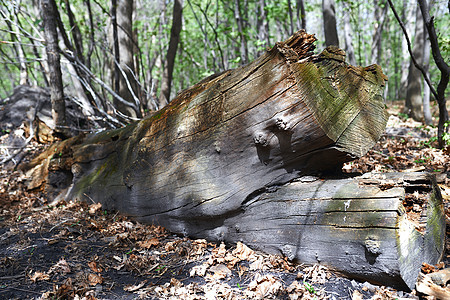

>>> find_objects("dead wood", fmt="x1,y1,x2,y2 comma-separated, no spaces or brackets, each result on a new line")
19,31,444,291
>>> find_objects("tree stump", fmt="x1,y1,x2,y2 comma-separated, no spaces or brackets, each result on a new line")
21,31,446,290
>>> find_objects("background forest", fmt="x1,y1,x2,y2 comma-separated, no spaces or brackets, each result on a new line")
0,0,449,128
1,1,450,299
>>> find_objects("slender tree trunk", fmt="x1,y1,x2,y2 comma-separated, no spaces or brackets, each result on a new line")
111,0,120,94
399,1,415,99
343,2,356,65
159,0,183,106
84,0,95,69
117,0,140,118
418,0,449,147
371,0,388,64
296,0,306,29
404,6,424,121
422,29,432,125
322,0,339,47
257,0,270,55
287,0,294,35
41,0,68,138
64,0,84,63
234,0,248,65
12,8,29,85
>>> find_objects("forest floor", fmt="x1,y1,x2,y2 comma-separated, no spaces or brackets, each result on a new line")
0,102,449,299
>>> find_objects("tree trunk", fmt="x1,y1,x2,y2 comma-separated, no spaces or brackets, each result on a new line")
221,172,443,291
422,29,432,125
404,5,425,121
234,0,249,65
26,30,388,229
418,0,450,148
399,0,416,99
256,0,270,56
110,0,141,119
342,2,356,66
296,0,306,30
371,0,388,64
41,0,68,138
64,0,84,64
159,0,183,106
322,0,339,47
24,32,443,291
287,0,294,35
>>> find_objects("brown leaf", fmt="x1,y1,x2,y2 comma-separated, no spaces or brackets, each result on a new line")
88,261,102,273
232,242,255,261
89,202,102,214
208,264,231,280
190,264,208,277
29,271,50,282
137,238,160,249
88,273,103,286
422,262,437,274
50,258,71,275
124,280,147,292
352,290,364,300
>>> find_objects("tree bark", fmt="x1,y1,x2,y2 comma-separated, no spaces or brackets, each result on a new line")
399,0,415,99
64,0,84,64
159,0,183,106
322,0,339,47
234,0,249,65
418,0,450,147
422,29,432,125
296,0,306,29
117,0,140,117
287,0,294,35
342,2,356,66
25,31,440,290
26,30,388,224
371,0,388,64
41,0,68,138
404,5,424,121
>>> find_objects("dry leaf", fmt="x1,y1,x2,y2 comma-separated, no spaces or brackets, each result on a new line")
164,241,177,251
247,274,283,299
422,262,437,274
50,258,71,275
249,257,267,271
88,273,103,286
192,239,208,256
352,290,364,300
190,264,208,277
208,264,231,280
137,238,159,249
88,261,102,273
124,280,147,292
29,271,50,282
88,202,102,214
232,242,255,261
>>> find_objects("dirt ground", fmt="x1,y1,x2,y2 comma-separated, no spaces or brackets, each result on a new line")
0,102,449,299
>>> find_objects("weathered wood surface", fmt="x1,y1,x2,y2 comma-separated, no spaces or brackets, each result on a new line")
21,31,446,290
218,172,445,290
25,30,388,219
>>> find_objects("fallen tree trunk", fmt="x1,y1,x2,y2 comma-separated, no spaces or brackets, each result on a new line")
223,172,445,291
21,31,446,290
25,30,389,217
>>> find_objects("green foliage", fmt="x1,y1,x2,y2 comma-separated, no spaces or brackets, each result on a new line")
0,0,448,119
303,281,316,294
398,112,409,120
443,121,450,146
